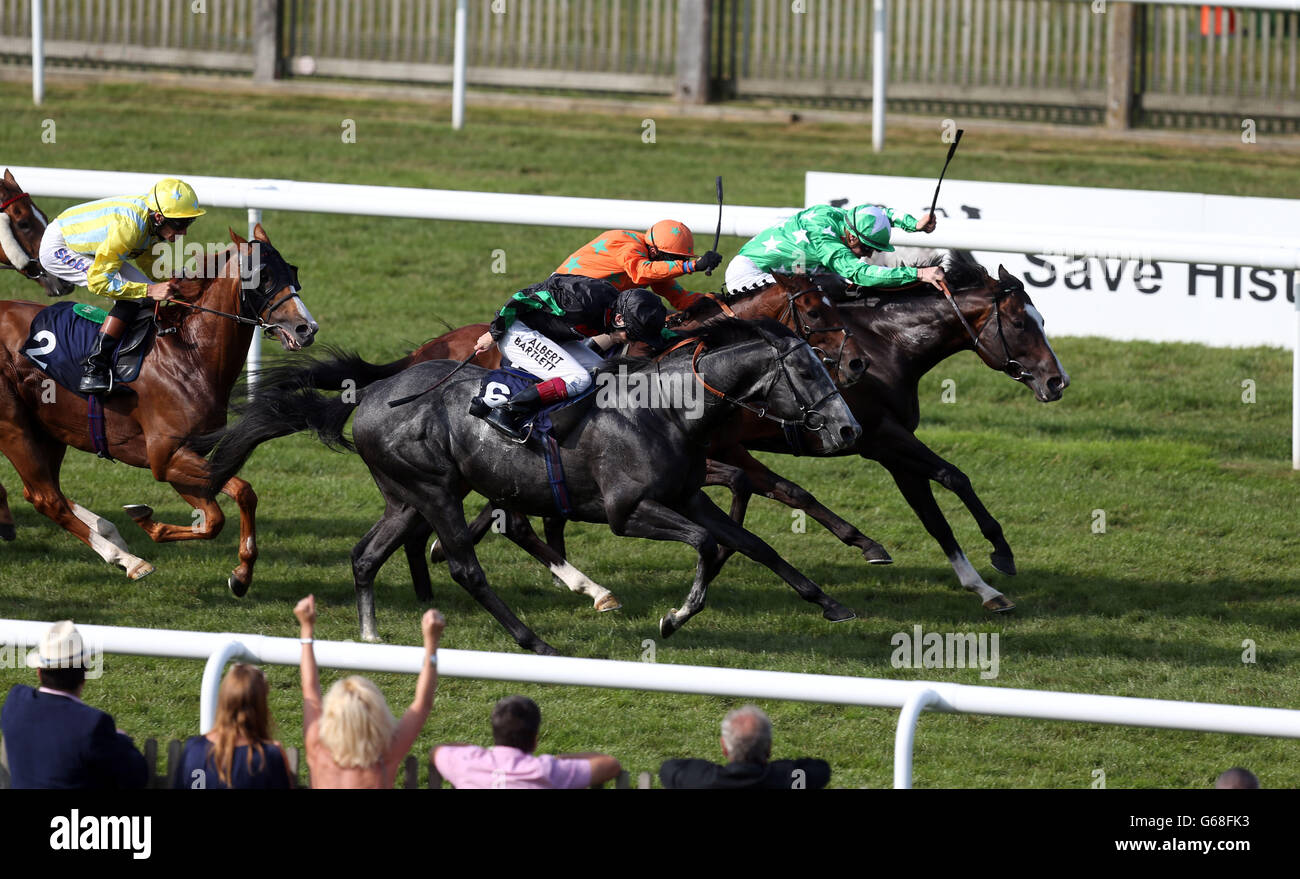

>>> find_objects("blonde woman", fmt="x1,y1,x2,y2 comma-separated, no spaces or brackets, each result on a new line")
175,663,292,789
294,595,443,789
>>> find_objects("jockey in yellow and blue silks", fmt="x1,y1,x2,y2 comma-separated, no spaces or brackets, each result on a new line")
724,203,944,295
38,178,205,394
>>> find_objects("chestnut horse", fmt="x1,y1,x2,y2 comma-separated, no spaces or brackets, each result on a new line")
0,169,74,297
0,224,317,593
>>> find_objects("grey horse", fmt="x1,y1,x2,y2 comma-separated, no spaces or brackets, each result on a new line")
200,319,862,653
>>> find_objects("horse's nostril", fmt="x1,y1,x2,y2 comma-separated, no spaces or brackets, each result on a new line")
840,425,857,443
296,325,310,336
1047,375,1063,392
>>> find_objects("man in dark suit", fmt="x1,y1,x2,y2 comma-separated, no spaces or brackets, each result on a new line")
659,705,830,790
1,620,147,789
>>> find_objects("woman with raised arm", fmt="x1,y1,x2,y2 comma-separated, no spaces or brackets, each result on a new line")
294,595,444,789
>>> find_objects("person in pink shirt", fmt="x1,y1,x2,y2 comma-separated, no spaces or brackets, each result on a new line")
432,695,621,789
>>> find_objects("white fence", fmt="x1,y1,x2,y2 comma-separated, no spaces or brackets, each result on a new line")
4,618,1300,788
4,164,1297,467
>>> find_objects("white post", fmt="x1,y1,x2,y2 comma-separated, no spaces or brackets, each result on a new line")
872,0,888,153
200,640,248,733
452,0,468,130
31,0,44,106
893,688,939,789
246,208,262,398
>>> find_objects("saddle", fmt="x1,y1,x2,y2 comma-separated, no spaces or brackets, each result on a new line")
474,367,598,445
473,367,599,517
21,302,159,398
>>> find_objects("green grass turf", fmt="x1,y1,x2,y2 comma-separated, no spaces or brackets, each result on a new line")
0,80,1297,788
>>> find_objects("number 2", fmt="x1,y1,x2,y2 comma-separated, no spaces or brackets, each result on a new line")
24,330,56,369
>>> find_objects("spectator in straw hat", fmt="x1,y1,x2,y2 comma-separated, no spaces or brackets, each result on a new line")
0,620,147,789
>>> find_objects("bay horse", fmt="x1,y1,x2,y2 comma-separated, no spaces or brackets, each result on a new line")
0,224,317,593
695,254,1070,611
201,319,862,651
0,169,75,297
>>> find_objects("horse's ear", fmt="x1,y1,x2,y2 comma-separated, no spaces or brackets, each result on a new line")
252,223,271,244
997,264,1012,282
229,227,247,246
2,168,15,188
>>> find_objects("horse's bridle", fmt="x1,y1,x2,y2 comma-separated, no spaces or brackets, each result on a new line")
688,337,841,433
938,278,1030,381
778,285,856,379
0,190,55,281
161,251,301,333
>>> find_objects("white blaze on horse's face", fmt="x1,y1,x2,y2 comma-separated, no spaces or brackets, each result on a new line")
1025,304,1070,388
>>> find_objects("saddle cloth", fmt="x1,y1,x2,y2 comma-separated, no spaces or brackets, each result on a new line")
21,302,157,398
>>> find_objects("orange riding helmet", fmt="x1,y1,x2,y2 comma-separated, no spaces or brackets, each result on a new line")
645,220,698,259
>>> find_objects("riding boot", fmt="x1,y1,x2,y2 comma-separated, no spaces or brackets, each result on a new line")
78,324,124,395
480,383,547,441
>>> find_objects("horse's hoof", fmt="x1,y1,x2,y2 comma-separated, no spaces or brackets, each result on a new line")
659,612,679,639
532,641,560,656
823,605,856,622
983,595,1016,613
594,594,622,612
990,552,1017,576
428,539,446,564
0,522,15,541
413,584,434,602
228,573,250,598
122,504,153,521
863,544,893,565
362,632,382,644
127,561,154,580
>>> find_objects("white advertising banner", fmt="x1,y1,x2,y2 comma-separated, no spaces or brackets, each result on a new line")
805,172,1300,350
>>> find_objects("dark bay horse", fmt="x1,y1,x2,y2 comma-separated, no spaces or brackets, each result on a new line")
0,169,74,297
200,319,862,651
696,255,1070,611
0,224,317,592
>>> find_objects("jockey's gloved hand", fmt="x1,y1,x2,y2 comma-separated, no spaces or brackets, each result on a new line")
692,251,722,274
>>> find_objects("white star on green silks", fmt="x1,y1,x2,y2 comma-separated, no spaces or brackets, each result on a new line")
792,230,810,244
821,225,835,236
761,236,781,253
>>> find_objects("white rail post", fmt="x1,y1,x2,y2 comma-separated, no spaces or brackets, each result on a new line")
452,0,468,130
31,0,44,106
246,208,262,398
871,0,888,153
893,688,940,789
200,640,249,733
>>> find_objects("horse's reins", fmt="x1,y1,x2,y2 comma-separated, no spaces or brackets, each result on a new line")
686,338,839,432
936,278,1028,380
778,286,855,378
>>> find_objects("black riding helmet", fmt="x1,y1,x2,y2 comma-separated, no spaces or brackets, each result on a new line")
611,288,668,347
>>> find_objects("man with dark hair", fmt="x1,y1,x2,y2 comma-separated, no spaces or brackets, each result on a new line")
1215,767,1261,789
0,620,147,789
431,695,621,789
660,704,831,790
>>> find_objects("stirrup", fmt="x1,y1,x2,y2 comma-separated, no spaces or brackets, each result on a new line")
78,369,113,395
482,407,531,443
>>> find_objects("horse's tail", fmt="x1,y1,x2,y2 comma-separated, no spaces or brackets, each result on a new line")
192,351,376,492
279,343,412,392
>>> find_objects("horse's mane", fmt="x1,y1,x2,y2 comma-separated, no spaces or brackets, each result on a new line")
597,316,797,375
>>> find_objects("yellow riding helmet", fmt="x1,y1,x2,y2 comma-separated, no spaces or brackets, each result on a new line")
645,220,697,258
146,178,206,219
